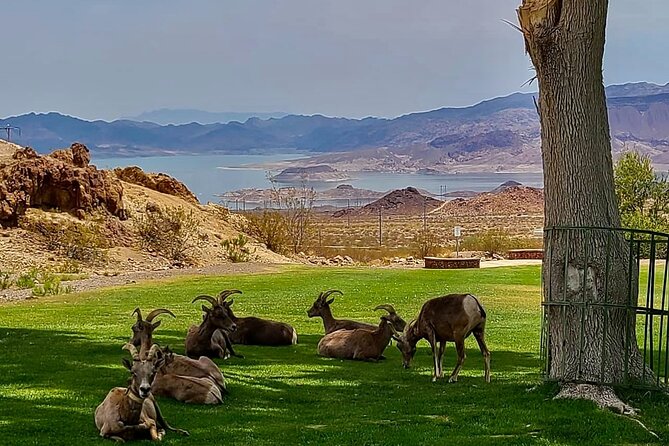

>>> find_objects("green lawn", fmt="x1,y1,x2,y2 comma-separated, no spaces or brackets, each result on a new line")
1,265,668,445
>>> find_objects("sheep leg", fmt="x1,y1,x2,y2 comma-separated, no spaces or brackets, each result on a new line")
428,334,439,382
448,338,466,383
210,330,229,358
436,342,446,379
218,330,244,359
473,328,491,383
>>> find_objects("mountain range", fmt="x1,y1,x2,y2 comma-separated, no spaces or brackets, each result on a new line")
123,109,289,125
2,81,668,172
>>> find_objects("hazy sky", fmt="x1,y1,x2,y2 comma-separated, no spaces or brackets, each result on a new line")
2,0,668,120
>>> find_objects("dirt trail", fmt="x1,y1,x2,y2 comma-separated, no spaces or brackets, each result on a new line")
0,262,286,303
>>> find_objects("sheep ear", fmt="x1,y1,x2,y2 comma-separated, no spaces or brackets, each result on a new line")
152,320,162,329
202,305,211,314
227,299,234,306
154,357,165,370
122,358,132,371
326,298,335,305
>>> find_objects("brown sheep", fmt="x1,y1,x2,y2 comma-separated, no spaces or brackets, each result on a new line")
392,293,490,383
94,344,189,442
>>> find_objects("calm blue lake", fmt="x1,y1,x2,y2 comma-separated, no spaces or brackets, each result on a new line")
94,154,544,205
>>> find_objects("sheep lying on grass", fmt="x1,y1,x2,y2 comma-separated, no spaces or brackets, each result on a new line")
219,290,298,346
130,308,227,404
94,344,189,442
185,294,242,359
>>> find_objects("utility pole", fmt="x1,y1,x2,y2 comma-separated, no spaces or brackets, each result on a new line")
347,198,350,227
378,208,383,246
423,197,427,231
3,124,21,142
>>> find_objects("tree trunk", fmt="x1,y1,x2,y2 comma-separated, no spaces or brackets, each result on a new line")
517,0,647,385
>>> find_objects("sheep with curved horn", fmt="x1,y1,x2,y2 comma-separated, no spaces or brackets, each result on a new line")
185,294,242,359
95,343,189,442
128,307,228,404
218,289,298,346
391,293,491,383
317,310,397,361
307,290,376,334
373,304,407,332
130,308,175,359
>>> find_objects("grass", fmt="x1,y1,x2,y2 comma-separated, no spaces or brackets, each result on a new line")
0,265,668,445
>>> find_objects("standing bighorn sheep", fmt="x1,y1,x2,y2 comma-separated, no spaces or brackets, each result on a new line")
130,308,227,404
391,293,491,383
317,311,398,361
220,290,298,346
185,293,242,359
94,344,189,442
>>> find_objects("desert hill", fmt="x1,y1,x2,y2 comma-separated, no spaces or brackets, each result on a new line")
334,187,442,217
433,186,544,217
0,140,288,276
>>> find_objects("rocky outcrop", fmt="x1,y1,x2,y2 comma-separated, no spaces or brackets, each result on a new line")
49,142,91,168
113,166,199,204
0,143,126,226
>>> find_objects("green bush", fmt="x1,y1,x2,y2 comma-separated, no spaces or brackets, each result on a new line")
31,271,73,297
16,268,39,289
461,229,542,255
0,271,12,290
222,234,254,263
413,228,440,259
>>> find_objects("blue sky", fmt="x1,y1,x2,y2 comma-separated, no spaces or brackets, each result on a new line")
2,0,667,120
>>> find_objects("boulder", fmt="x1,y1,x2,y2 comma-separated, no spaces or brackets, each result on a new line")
114,166,199,204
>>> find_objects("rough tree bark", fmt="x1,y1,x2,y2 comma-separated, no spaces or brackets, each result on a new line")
516,0,649,409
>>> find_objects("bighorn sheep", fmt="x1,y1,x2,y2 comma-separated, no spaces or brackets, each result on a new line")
317,313,396,361
130,308,227,403
94,344,189,442
184,294,242,359
307,290,407,334
151,347,224,405
130,308,175,359
219,290,298,346
391,293,491,383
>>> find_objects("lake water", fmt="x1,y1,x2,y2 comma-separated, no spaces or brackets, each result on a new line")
95,154,544,205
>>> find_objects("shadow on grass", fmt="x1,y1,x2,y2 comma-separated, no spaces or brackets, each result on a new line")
1,328,668,445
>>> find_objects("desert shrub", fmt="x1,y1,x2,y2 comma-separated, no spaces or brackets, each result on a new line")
461,229,541,255
222,234,254,263
25,219,108,264
31,271,73,297
0,271,11,290
135,205,201,262
56,259,83,274
413,228,440,259
16,268,40,289
243,210,290,255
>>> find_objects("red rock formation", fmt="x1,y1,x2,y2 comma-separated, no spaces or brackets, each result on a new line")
114,166,199,204
0,143,126,226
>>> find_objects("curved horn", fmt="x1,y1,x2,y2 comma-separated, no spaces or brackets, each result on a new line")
122,343,140,360
132,308,143,322
192,295,218,307
145,308,176,322
218,289,242,303
147,344,162,359
374,304,397,314
322,290,343,300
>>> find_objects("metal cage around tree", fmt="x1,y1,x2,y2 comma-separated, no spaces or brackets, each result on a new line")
541,226,669,389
